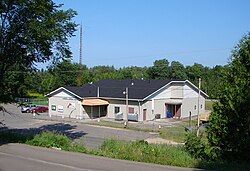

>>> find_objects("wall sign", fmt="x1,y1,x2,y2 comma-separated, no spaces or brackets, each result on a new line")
51,105,56,111
67,102,75,108
58,105,64,113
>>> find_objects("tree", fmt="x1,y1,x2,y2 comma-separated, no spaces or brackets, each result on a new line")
0,0,77,102
147,59,170,79
204,65,226,98
48,60,80,88
186,63,205,84
207,33,250,161
169,61,187,79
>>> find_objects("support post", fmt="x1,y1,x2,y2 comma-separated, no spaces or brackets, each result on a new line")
124,87,128,127
98,106,100,122
197,78,201,136
189,111,192,128
91,106,93,120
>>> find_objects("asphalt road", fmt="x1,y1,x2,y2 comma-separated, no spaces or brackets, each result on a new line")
0,104,156,148
0,143,197,171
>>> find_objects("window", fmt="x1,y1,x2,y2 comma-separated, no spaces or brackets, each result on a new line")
129,107,134,114
194,105,197,110
114,107,120,114
201,104,203,109
51,105,56,111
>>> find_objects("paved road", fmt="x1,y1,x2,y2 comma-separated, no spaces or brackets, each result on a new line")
0,104,156,148
0,143,198,171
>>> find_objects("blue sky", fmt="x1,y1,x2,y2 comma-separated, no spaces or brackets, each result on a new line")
51,0,250,68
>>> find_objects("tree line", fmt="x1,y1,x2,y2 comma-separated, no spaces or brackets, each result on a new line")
22,59,226,99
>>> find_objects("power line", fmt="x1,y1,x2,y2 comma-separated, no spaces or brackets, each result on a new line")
84,47,231,62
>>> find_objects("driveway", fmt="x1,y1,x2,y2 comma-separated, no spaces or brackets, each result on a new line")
0,104,156,148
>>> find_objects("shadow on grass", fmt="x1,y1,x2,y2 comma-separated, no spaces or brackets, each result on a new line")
0,123,87,145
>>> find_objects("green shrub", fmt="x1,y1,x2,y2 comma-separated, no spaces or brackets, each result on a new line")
26,131,87,153
185,132,220,161
68,143,87,153
26,131,71,149
96,139,198,167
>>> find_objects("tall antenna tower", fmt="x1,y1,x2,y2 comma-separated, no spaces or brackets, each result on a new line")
77,23,83,86
79,24,83,65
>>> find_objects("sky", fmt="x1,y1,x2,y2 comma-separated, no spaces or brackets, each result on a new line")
49,0,250,68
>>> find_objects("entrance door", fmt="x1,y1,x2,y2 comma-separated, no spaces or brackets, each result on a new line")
143,109,147,121
166,104,174,118
175,105,181,118
166,104,181,118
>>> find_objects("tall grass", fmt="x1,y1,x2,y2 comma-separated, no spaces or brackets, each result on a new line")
93,139,198,168
26,131,86,153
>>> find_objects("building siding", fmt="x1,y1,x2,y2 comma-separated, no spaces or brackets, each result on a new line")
181,97,205,118
48,90,88,119
106,99,140,120
48,80,207,122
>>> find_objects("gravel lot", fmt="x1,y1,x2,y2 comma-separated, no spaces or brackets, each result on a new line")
0,104,157,148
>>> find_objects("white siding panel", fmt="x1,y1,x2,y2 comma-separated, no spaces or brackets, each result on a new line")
149,85,171,100
183,84,199,98
171,85,183,98
48,96,87,119
181,96,205,118
107,100,140,120
54,91,75,98
140,100,154,121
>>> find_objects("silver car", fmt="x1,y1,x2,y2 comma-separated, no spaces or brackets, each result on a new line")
21,104,37,113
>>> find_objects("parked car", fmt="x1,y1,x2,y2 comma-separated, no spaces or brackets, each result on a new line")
32,106,48,113
21,104,37,113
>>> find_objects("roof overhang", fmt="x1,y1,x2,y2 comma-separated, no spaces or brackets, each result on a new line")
45,87,83,100
143,80,209,101
82,99,109,106
185,80,209,98
165,99,182,105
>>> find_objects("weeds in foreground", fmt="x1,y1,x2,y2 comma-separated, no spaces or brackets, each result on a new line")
26,131,87,153
1,131,249,170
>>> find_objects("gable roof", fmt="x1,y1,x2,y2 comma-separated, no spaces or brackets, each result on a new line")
47,79,208,100
94,79,175,99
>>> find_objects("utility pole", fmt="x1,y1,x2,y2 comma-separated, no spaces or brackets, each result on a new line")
197,78,201,137
124,87,128,127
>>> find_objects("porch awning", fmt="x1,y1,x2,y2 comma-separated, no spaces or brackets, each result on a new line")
165,99,182,105
82,99,109,106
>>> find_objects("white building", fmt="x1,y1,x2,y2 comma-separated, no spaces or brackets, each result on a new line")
46,79,208,122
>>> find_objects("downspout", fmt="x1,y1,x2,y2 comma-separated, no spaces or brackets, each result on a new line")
152,99,155,120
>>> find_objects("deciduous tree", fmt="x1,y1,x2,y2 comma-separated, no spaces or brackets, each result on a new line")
207,32,250,161
0,0,77,102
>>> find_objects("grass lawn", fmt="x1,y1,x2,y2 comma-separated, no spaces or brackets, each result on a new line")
31,99,48,106
87,120,155,132
205,100,216,111
27,92,45,99
88,119,198,143
159,120,197,143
